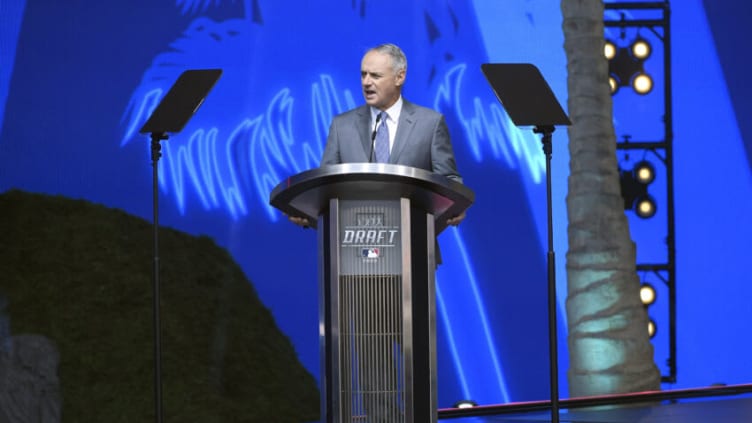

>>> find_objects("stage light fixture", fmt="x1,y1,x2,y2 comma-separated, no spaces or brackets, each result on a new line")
606,36,653,96
608,47,640,92
634,160,656,184
640,283,657,306
635,195,657,218
609,76,618,94
620,161,657,218
620,169,644,210
632,72,653,95
648,318,657,339
604,40,617,60
453,399,478,409
631,38,652,60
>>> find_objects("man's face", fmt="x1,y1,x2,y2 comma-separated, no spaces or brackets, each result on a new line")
361,50,405,110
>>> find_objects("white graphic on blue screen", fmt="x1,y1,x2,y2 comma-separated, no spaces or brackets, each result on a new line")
118,0,551,406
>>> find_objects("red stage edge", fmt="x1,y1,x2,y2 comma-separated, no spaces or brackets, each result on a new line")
438,383,752,419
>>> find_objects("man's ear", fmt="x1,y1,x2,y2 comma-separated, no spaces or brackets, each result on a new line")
395,69,406,86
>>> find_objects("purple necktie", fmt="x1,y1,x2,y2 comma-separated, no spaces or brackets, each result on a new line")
374,112,389,163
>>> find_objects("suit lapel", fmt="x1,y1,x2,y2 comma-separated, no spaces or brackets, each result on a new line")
389,100,416,163
356,106,373,161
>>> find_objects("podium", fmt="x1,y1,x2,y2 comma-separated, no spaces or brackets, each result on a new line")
270,163,474,423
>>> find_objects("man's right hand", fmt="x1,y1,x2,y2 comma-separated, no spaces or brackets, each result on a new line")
287,215,310,228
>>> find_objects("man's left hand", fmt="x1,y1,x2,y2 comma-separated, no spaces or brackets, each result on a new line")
446,210,466,227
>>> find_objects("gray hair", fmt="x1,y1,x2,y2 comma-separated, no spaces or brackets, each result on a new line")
369,43,407,73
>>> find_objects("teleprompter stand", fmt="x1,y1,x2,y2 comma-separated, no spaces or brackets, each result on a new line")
138,68,222,423
481,63,571,423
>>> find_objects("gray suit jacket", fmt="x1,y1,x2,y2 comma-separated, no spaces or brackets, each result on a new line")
321,100,462,183
320,100,463,265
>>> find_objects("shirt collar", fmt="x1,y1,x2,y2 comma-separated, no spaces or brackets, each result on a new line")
372,96,403,123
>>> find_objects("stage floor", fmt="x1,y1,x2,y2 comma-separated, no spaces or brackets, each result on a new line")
439,396,752,423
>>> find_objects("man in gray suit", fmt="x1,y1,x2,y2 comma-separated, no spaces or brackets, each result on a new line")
290,43,466,227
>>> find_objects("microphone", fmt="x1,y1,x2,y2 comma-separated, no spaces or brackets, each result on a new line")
368,112,382,163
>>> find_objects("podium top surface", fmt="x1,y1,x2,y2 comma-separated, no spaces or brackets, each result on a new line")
269,163,474,233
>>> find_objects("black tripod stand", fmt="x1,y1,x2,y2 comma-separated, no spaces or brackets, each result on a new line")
481,63,571,423
138,68,222,423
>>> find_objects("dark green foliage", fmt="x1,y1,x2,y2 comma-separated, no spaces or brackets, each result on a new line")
0,190,319,422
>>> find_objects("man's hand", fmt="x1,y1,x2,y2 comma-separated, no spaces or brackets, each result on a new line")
287,214,311,228
446,210,466,227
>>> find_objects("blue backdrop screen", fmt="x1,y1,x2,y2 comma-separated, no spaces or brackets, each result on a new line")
1,0,750,407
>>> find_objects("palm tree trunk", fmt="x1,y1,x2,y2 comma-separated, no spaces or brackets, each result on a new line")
561,0,660,397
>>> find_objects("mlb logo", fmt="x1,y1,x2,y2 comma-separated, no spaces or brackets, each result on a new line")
361,248,380,258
